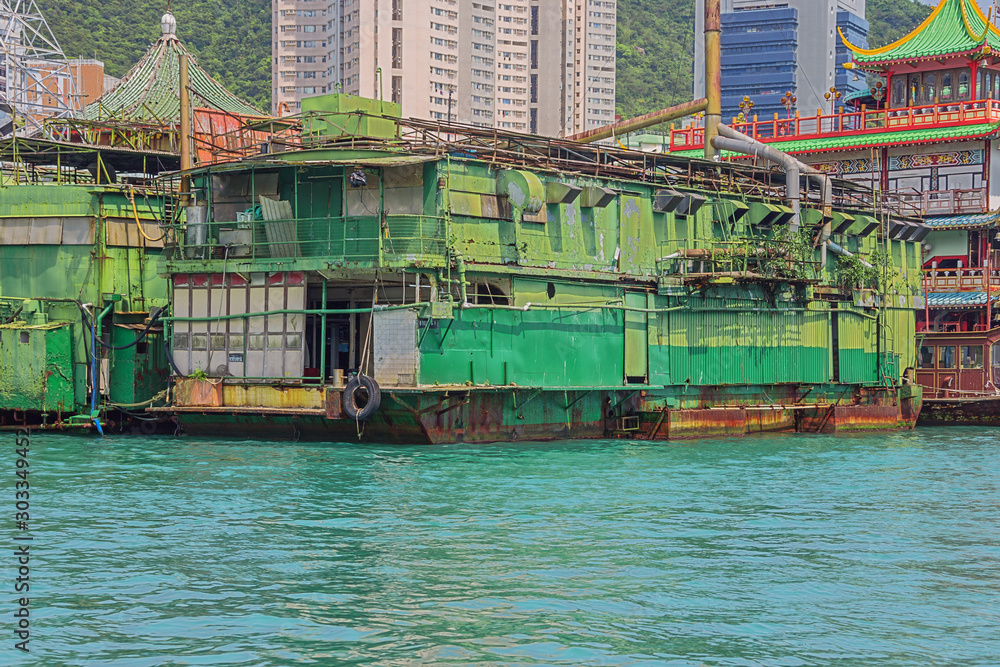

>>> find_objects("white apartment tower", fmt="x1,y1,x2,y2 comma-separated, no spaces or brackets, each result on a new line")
271,0,617,136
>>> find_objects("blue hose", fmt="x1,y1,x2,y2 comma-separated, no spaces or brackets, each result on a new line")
90,322,104,437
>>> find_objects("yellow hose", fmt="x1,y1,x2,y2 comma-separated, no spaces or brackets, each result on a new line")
129,188,167,243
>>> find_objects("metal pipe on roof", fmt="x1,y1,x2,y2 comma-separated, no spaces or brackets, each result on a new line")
566,98,708,144
711,135,802,231
179,53,192,206
827,240,872,268
713,125,834,254
704,0,722,162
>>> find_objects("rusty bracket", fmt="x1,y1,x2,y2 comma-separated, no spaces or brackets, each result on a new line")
514,388,543,410
563,389,594,410
609,390,640,412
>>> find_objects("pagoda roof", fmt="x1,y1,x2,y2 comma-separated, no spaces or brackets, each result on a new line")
84,13,263,123
841,0,1000,69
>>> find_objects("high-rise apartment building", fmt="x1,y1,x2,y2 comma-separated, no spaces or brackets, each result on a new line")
271,0,616,136
694,0,868,122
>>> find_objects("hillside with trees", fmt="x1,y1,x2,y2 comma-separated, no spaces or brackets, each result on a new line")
37,0,271,112
38,0,935,121
613,0,934,120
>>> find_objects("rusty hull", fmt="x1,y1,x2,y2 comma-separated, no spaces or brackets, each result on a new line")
174,385,921,444
918,396,1000,426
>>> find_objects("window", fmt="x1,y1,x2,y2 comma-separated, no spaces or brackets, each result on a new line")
891,76,905,108
918,345,935,369
472,282,510,305
957,69,971,100
923,72,937,104
939,345,956,369
961,345,983,369
908,74,920,106
940,71,953,102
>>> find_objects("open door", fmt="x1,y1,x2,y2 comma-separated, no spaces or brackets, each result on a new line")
625,291,648,384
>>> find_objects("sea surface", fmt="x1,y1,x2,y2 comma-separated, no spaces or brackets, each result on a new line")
6,427,1000,666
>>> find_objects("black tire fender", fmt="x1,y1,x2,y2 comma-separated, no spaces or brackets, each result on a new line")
342,375,381,421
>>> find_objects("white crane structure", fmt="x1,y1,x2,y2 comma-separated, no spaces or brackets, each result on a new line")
0,0,79,136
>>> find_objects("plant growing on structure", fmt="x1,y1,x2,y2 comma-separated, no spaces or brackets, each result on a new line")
835,253,876,291
766,224,813,280
189,368,209,381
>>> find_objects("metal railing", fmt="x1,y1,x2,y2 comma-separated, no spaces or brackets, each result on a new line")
671,99,1000,150
923,267,1000,293
898,188,988,216
166,214,449,265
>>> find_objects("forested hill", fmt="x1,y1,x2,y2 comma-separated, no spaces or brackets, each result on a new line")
615,0,934,120
37,0,272,112
39,0,933,121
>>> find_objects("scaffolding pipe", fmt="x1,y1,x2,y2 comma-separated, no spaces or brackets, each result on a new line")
567,98,708,144
704,0,722,161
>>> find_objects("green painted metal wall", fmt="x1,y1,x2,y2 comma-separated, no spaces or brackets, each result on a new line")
0,325,74,413
0,184,170,415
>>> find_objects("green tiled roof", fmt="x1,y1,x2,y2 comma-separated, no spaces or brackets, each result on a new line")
843,0,1000,66
671,123,1000,158
925,212,999,229
927,291,997,307
85,14,262,122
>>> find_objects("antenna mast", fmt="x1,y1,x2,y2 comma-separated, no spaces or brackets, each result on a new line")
0,0,81,136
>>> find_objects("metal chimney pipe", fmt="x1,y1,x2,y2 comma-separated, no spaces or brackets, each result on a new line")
704,0,722,161
179,53,192,206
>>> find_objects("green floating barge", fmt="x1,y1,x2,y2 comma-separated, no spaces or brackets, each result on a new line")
152,94,923,443
0,141,173,431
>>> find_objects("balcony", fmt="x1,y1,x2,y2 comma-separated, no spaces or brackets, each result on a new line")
670,98,1000,151
898,188,988,217
165,214,448,268
923,267,1000,294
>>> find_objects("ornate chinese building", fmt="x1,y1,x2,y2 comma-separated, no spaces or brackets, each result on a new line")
670,0,1000,422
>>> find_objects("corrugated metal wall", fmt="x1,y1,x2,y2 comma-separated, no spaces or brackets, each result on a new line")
656,297,830,386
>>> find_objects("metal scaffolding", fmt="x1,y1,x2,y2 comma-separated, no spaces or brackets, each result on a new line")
0,0,80,136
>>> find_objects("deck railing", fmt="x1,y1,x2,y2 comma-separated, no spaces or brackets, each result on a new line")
165,214,449,265
897,188,988,216
670,99,1000,151
923,267,1000,293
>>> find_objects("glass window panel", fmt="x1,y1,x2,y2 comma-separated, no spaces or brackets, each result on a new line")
992,343,1000,367
918,345,935,369
229,334,245,350
210,334,227,350
957,69,970,100
248,334,265,350
908,74,920,106
961,345,983,369
891,77,905,108
173,333,190,349
267,334,284,349
923,72,937,104
286,333,302,349
940,72,953,101
939,345,956,369
191,334,207,351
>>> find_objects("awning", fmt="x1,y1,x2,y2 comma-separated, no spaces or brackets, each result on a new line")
926,292,999,308
924,212,1000,230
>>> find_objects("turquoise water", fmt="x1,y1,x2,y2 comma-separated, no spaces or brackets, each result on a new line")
10,427,1000,665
